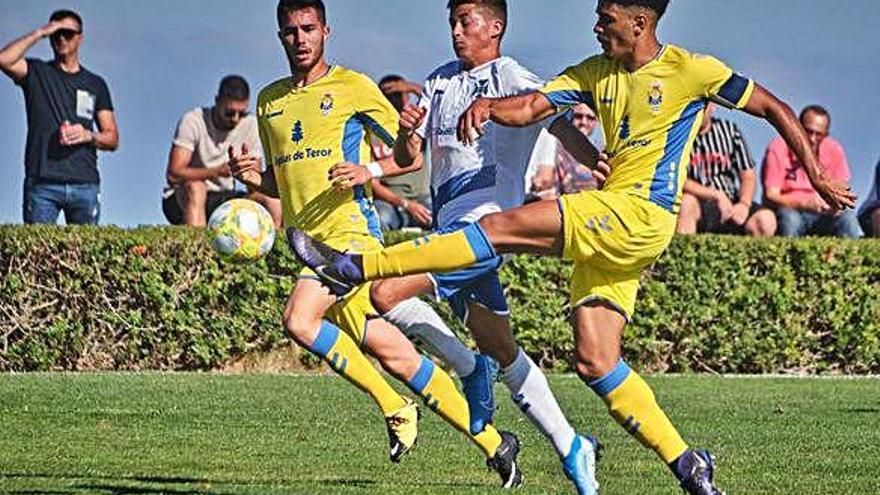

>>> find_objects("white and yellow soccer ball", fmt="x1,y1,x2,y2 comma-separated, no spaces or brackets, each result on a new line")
208,199,276,260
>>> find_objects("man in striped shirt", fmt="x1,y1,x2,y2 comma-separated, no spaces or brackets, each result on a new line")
676,103,774,235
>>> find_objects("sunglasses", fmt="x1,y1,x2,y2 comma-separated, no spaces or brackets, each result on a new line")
51,29,81,41
223,109,250,119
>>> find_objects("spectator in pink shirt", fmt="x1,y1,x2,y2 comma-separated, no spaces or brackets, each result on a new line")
760,105,862,238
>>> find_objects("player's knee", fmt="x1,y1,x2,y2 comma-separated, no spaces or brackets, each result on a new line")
369,280,399,314
281,307,319,347
478,212,506,241
574,350,618,382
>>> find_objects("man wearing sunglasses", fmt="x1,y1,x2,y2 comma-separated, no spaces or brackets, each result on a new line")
162,75,281,227
0,9,118,225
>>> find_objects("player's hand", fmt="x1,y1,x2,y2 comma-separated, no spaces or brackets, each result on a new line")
458,98,492,146
329,162,371,191
228,144,262,186
729,202,750,226
593,152,611,189
404,200,432,228
399,104,427,137
801,194,830,214
715,192,734,222
59,123,93,146
811,177,856,211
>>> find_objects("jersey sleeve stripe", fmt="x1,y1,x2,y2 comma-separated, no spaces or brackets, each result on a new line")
342,116,364,164
542,90,596,110
357,113,395,147
715,73,753,108
649,99,707,212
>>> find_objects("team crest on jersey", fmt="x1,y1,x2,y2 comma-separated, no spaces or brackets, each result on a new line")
291,120,304,143
320,94,334,116
648,81,663,114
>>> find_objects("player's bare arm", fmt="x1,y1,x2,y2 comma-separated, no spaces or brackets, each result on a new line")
0,21,65,81
393,103,427,168
458,92,555,145
742,84,856,210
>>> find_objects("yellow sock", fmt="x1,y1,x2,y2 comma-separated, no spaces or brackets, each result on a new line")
307,321,407,415
408,356,502,458
590,360,688,463
363,223,495,280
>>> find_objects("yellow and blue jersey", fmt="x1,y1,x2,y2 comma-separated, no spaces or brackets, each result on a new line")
257,66,398,248
539,45,754,214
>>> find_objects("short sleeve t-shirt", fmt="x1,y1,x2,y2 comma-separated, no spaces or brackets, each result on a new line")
19,58,113,184
762,136,850,204
171,108,262,193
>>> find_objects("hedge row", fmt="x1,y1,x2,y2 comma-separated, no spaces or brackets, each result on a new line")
1,225,878,373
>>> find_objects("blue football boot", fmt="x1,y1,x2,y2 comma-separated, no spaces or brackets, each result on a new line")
562,434,601,495
461,354,497,434
287,228,364,297
671,448,724,495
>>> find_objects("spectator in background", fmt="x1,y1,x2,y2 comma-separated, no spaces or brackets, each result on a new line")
676,102,773,235
760,105,862,238
0,9,119,225
857,159,880,237
163,76,281,227
526,103,600,201
370,75,432,230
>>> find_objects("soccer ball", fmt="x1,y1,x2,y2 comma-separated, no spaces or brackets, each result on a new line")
208,199,276,260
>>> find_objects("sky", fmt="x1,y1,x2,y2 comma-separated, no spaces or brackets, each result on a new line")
1,0,879,226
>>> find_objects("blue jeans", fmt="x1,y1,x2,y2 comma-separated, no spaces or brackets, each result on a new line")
776,207,863,238
23,179,100,225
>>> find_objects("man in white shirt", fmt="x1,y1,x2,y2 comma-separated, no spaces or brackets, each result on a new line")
163,75,281,227
367,1,601,493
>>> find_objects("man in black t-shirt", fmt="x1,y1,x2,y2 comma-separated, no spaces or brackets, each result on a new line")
0,9,118,225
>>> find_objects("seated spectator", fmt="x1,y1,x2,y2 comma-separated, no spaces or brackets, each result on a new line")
857,159,880,237
370,74,432,231
760,105,862,238
526,103,600,201
162,75,281,227
676,103,773,236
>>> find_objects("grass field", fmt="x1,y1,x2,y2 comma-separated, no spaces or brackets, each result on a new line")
1,373,878,495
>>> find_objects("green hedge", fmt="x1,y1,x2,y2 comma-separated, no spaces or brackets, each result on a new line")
0,226,877,373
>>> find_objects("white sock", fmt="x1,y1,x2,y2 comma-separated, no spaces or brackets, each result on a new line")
502,349,577,457
383,298,476,377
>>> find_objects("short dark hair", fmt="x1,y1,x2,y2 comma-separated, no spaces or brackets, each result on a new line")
49,9,83,31
218,75,250,101
447,0,508,38
600,0,670,19
800,104,830,125
277,0,326,27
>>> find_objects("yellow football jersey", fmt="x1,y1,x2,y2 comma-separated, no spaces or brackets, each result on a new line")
257,66,398,246
540,45,754,213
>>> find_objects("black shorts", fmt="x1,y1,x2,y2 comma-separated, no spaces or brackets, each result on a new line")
697,200,761,235
162,188,244,225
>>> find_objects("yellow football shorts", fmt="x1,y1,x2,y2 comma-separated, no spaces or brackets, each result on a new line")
297,233,385,345
559,190,677,320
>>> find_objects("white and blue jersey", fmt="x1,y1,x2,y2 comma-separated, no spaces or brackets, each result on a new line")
416,57,544,321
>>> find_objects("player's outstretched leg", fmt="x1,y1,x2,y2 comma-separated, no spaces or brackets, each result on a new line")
288,222,497,295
